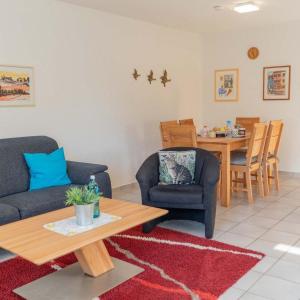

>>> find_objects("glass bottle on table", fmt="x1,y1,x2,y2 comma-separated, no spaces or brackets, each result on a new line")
87,175,101,218
225,120,233,137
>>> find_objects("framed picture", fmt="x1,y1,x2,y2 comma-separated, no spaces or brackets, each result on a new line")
215,68,239,102
263,65,291,100
0,65,34,107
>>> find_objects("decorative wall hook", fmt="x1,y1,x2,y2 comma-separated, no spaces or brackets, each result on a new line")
160,70,171,87
147,70,156,84
132,69,141,80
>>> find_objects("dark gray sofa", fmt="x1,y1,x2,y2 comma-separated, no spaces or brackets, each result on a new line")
0,136,112,225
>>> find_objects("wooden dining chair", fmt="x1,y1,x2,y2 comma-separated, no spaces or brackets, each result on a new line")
160,120,178,148
179,119,195,126
262,120,284,196
236,117,260,134
231,123,268,203
165,125,197,148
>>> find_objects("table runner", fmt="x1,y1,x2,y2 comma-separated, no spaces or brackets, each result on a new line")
44,213,121,236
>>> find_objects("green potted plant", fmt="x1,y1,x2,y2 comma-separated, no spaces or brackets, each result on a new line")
65,186,99,226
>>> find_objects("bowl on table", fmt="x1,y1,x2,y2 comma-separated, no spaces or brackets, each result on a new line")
216,131,226,138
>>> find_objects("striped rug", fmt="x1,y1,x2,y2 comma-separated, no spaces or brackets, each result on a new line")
0,226,264,300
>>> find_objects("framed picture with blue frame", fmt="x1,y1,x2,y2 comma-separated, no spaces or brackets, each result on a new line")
214,68,239,102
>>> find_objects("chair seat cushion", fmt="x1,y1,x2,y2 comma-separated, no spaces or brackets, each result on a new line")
149,184,203,209
231,151,258,166
0,185,76,219
231,151,247,165
0,203,20,225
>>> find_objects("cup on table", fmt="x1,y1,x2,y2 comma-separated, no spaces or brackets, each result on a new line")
232,128,239,137
208,130,216,138
238,128,246,136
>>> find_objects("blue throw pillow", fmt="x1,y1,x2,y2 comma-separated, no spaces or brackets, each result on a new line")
24,148,71,191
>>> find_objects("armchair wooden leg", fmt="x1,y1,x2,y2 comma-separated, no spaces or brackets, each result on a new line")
245,171,254,203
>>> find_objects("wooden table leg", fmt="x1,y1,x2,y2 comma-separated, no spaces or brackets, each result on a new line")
74,240,114,277
221,144,231,207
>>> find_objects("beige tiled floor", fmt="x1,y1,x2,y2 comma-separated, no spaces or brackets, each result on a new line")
1,172,300,299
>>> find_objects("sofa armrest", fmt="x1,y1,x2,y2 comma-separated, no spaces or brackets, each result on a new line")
136,153,159,202
67,161,112,198
67,161,108,185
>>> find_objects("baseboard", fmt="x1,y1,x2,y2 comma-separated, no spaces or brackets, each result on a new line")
112,182,138,192
279,171,300,178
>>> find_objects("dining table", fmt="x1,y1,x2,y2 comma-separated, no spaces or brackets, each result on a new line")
197,135,250,207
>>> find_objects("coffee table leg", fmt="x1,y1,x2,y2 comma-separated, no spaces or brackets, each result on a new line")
74,240,114,277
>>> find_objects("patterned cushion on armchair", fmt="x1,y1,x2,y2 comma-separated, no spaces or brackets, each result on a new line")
158,150,196,185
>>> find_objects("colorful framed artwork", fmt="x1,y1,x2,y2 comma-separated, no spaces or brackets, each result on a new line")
263,65,291,100
215,68,239,102
0,65,34,107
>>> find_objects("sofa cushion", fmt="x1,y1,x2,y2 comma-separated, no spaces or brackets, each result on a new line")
0,185,75,219
149,184,203,208
0,204,20,225
0,136,58,198
158,150,196,185
24,148,71,191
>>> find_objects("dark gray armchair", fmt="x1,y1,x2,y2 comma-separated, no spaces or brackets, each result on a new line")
136,147,219,239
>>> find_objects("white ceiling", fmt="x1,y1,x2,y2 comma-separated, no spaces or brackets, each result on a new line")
60,0,300,33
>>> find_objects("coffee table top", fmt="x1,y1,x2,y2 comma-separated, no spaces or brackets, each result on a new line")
0,198,168,265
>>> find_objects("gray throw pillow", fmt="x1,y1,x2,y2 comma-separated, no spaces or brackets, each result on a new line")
159,150,196,185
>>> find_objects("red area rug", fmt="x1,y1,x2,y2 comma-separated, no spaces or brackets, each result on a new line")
0,226,264,300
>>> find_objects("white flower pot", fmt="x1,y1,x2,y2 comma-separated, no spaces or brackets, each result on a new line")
75,203,94,226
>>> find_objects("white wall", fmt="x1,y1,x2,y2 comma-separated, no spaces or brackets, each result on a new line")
201,21,300,172
0,0,202,187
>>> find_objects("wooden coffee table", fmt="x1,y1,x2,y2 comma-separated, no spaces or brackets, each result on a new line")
0,198,168,300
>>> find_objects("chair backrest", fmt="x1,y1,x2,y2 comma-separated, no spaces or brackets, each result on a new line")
165,125,197,148
236,117,260,134
160,120,178,148
246,123,268,165
179,118,194,126
263,120,284,160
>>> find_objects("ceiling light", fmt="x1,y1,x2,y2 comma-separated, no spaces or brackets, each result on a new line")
233,2,259,14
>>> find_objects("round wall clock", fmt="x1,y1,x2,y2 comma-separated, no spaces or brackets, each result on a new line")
247,47,259,60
